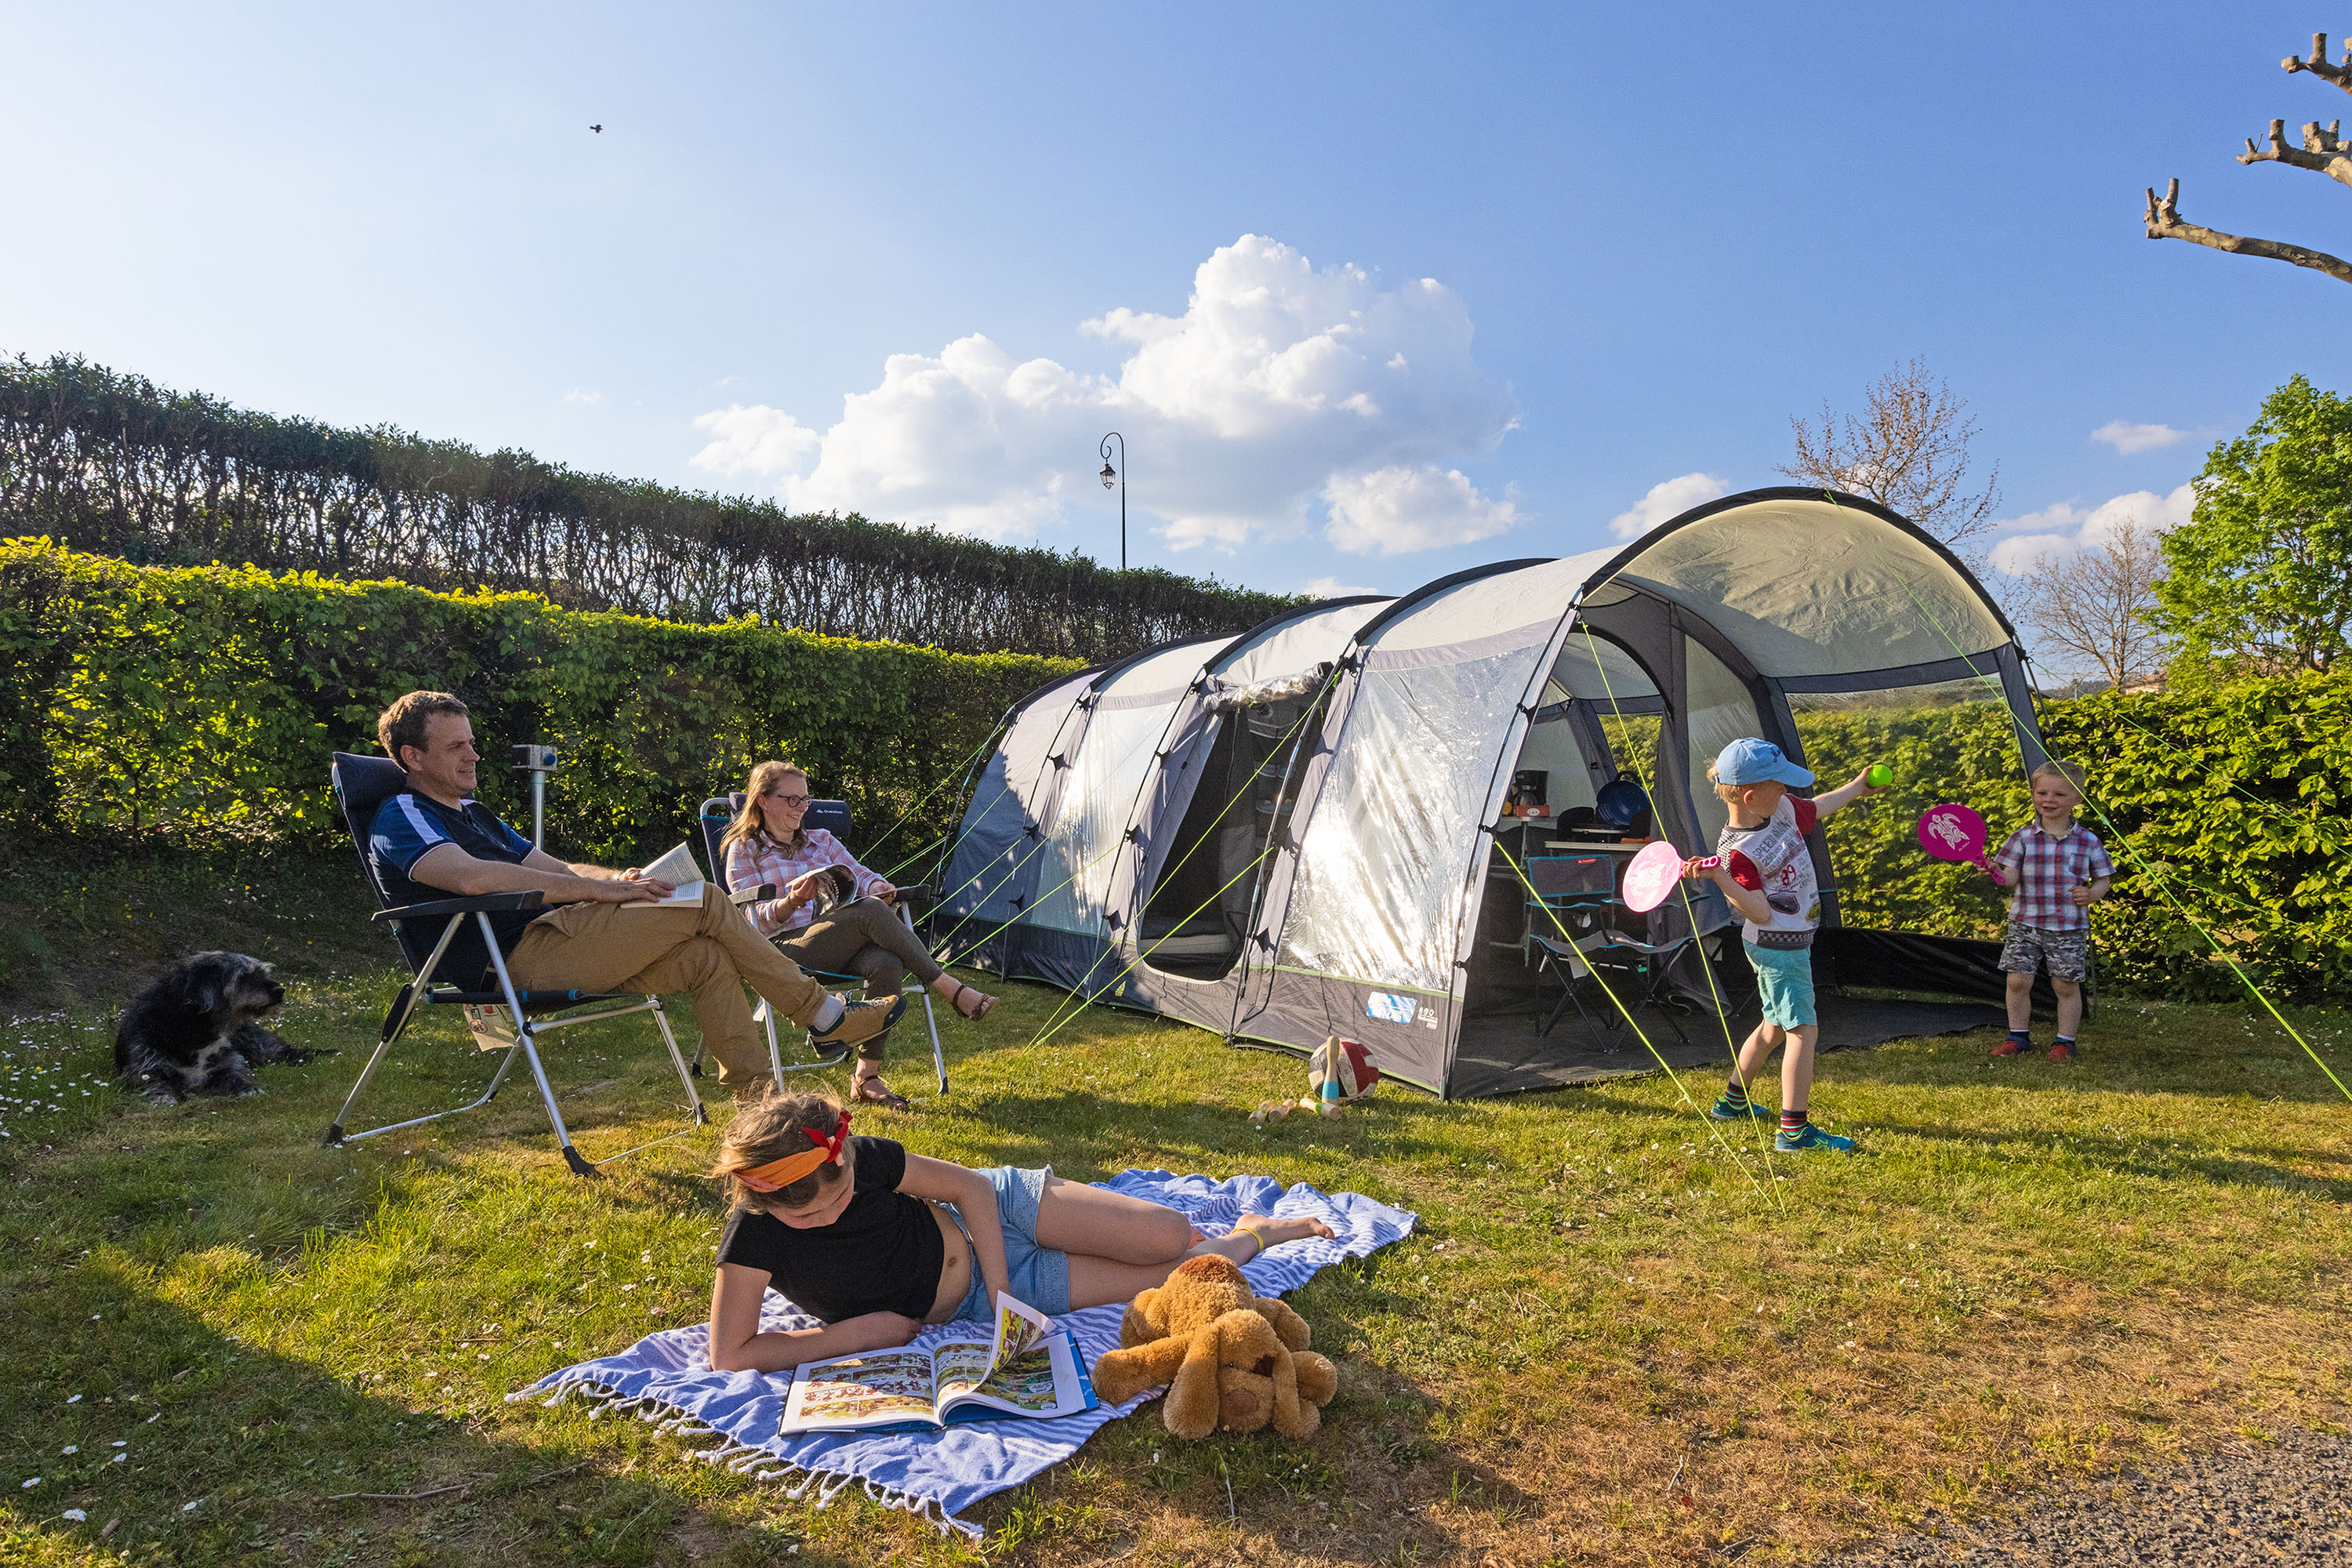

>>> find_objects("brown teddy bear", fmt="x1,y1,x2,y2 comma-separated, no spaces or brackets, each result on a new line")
1091,1254,1338,1439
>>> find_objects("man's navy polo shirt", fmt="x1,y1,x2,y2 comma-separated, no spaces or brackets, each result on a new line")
368,792,539,985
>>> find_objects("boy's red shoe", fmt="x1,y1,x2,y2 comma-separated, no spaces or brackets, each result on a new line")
1991,1038,2025,1057
2047,1042,2075,1062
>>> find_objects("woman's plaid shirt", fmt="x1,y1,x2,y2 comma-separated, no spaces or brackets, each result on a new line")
723,829,888,936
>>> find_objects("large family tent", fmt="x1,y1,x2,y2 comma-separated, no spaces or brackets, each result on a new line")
935,488,2048,1098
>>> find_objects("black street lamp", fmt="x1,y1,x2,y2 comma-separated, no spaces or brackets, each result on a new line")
1098,431,1125,572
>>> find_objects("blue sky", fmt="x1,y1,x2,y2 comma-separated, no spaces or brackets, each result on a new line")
5,2,2343,604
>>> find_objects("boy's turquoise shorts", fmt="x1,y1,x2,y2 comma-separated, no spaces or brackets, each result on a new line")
1743,941,1817,1031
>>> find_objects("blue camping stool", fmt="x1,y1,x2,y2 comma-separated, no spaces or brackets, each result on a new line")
322,752,706,1178
696,795,948,1095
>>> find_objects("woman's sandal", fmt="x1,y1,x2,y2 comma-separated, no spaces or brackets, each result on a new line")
948,980,997,1022
851,1075,913,1112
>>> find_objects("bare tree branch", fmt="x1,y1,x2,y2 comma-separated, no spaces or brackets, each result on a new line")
2235,114,2352,188
2005,518,2172,690
2143,177,2352,286
1778,358,1999,556
2280,30,2352,98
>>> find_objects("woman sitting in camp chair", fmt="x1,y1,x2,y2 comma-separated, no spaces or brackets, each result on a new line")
721,760,996,1110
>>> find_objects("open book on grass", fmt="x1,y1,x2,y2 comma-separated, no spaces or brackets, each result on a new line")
777,1294,1098,1435
619,842,705,909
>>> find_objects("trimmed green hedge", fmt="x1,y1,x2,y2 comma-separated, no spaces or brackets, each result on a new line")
1795,678,2352,1004
0,540,1076,871
3,539,2343,1004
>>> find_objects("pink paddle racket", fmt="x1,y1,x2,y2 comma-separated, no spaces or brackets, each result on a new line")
1917,803,2006,883
1621,840,1762,913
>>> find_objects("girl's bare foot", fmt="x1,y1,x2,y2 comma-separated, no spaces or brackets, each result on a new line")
1235,1213,1336,1247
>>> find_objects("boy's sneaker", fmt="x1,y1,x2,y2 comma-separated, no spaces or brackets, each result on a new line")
810,993,906,1054
1709,1094,1774,1121
2047,1041,2075,1062
1991,1037,2027,1058
1775,1121,1857,1153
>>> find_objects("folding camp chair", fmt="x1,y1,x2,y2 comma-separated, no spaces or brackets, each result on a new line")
1525,852,1692,1051
695,795,948,1095
321,752,706,1178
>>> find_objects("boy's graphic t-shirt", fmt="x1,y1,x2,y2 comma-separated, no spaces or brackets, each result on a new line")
1715,795,1821,949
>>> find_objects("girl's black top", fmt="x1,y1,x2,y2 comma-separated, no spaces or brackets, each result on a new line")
713,1137,946,1323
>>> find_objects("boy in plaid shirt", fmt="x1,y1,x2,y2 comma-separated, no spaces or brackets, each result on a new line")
1991,760,2114,1062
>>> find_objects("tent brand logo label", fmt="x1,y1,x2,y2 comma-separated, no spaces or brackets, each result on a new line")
1365,993,1418,1025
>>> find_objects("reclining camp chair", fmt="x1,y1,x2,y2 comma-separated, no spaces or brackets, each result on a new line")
696,794,948,1095
322,752,706,1178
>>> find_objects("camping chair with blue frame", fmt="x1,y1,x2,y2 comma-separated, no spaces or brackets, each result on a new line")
321,752,709,1178
695,795,948,1095
1525,851,1693,1052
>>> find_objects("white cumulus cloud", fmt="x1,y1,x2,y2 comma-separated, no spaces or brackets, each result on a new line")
688,405,822,480
2090,420,2190,456
1608,473,1728,540
1323,466,1519,556
1988,484,2194,575
562,387,601,406
1301,575,1382,600
698,234,1520,553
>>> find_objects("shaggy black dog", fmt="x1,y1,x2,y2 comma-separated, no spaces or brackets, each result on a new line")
114,952,317,1104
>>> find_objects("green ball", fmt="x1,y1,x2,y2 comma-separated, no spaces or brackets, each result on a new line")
1867,764,1894,789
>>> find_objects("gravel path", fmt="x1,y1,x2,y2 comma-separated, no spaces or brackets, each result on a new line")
1819,1425,2352,1567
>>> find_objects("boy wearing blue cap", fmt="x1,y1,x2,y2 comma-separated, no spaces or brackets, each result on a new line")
1687,738,1884,1152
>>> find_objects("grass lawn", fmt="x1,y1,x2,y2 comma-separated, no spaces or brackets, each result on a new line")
2,852,2349,1566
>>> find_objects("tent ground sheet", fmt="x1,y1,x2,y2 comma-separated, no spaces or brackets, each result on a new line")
512,1171,1416,1537
1450,992,2005,1096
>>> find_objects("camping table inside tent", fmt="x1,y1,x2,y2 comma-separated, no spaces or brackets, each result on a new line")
1504,833,1654,953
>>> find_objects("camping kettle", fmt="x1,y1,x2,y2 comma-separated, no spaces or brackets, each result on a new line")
1594,770,1652,833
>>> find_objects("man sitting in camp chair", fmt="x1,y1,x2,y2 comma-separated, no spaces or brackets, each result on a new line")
368,691,900,1097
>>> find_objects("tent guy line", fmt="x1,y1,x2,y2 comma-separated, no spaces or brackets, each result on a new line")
1576,625,1784,1177
1019,666,1345,1051
1501,846,1784,1211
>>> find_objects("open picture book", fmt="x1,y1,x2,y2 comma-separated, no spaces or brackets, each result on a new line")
619,841,706,909
777,1293,1098,1436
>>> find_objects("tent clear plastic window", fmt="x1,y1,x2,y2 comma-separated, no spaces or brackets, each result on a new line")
1280,648,1541,993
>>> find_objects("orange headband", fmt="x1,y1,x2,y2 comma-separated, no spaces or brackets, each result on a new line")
735,1110,852,1193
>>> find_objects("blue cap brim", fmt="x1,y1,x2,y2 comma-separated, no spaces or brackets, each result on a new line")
1721,759,1815,788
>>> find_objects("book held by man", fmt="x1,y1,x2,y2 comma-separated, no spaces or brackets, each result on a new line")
775,1294,1098,1435
619,842,706,909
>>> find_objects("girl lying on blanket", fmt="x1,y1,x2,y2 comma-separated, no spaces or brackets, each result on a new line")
706,1090,1336,1373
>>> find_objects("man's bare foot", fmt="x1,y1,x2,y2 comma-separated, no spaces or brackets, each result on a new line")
1235,1213,1337,1247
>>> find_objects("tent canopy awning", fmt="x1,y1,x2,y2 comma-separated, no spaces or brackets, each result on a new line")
1353,492,2013,684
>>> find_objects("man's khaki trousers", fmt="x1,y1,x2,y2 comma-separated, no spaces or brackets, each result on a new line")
506,885,829,1088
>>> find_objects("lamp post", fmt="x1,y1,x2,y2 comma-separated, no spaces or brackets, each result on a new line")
1098,431,1125,572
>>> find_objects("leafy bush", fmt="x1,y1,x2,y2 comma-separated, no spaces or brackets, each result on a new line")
1793,679,2352,1004
0,541,1076,869
0,353,1301,662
